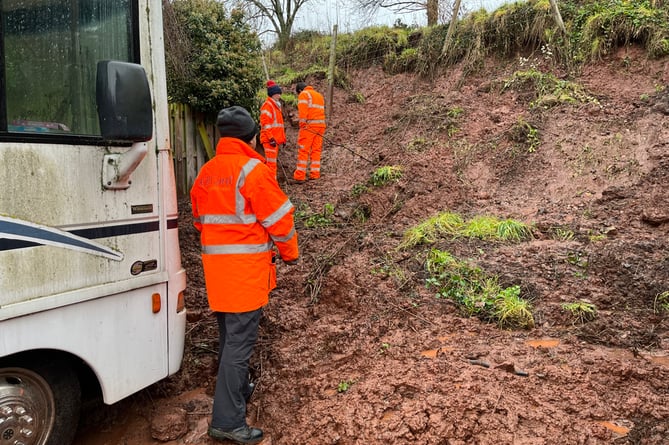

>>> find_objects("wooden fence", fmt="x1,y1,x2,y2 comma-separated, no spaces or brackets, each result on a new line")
169,103,217,197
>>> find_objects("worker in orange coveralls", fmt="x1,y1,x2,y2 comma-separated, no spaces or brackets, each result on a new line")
259,80,286,177
293,81,326,181
191,105,299,445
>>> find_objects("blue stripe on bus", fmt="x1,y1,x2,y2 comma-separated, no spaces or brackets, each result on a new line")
0,219,178,252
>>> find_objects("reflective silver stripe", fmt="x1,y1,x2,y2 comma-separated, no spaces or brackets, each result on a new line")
262,200,293,228
202,242,273,255
262,105,284,132
304,91,324,109
296,166,306,172
237,159,260,216
266,157,277,162
194,217,201,223
307,119,326,124
199,158,262,227
271,226,296,243
202,214,256,224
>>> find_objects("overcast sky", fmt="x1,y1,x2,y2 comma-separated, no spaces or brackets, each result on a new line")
295,0,513,34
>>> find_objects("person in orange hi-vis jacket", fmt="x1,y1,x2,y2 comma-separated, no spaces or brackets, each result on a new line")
293,81,326,181
191,106,299,445
259,80,286,177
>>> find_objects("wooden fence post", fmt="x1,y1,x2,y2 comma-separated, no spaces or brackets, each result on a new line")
326,24,337,124
169,103,217,197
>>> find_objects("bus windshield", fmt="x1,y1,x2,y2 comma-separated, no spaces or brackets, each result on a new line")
1,0,136,137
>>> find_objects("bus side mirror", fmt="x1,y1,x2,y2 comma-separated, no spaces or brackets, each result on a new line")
96,61,153,142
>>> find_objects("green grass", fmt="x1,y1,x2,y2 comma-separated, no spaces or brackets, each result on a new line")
562,300,597,324
496,218,534,242
295,202,335,228
550,226,575,241
502,68,600,109
337,380,355,393
350,183,369,197
494,285,534,329
370,165,403,186
654,291,669,314
399,212,532,249
509,117,541,152
425,248,534,329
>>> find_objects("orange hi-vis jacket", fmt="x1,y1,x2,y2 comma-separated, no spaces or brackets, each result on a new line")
297,86,326,131
259,97,286,148
294,86,326,180
190,137,299,313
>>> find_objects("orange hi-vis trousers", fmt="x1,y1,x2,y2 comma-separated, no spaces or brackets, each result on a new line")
294,126,325,180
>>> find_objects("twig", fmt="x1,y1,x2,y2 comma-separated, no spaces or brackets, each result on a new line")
468,359,491,368
301,127,376,164
492,389,503,412
387,301,436,326
194,345,218,355
305,233,357,302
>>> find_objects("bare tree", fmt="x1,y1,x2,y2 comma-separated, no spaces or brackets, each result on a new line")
235,0,314,49
355,0,456,27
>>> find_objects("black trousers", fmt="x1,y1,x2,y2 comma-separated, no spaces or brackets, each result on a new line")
212,309,261,430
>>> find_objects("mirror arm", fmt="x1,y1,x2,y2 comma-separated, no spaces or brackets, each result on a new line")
102,142,148,190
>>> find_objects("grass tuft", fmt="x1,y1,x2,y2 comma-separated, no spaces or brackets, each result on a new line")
370,165,403,186
654,291,669,314
426,249,534,329
400,212,532,249
562,300,597,324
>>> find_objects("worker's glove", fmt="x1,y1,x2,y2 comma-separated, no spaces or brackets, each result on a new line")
284,258,298,266
269,138,277,147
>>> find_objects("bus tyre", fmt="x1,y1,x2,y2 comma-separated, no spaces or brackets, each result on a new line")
0,357,81,445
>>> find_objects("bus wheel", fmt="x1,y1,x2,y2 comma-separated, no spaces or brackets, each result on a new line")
0,359,81,445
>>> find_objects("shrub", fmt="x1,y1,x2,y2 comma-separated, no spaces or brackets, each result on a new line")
164,0,263,114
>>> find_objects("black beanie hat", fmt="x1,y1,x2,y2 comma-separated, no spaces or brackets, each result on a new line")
296,82,307,94
216,106,257,143
267,80,282,97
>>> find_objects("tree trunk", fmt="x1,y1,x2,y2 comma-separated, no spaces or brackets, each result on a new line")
278,30,291,51
427,0,438,26
548,0,567,35
326,25,337,124
440,0,461,58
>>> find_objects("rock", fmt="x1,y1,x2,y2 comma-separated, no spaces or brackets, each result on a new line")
150,406,188,442
641,210,669,226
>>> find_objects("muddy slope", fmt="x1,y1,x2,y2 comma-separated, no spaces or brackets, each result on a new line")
75,47,669,445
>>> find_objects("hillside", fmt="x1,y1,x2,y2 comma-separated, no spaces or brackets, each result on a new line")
75,46,669,445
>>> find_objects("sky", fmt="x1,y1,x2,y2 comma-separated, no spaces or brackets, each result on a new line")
294,0,513,34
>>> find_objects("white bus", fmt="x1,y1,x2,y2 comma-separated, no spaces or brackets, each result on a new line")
0,1,187,444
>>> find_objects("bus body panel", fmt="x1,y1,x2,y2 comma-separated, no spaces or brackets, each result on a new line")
0,0,187,420
0,141,161,307
0,283,169,404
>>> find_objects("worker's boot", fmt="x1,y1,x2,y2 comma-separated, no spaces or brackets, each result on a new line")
208,425,263,444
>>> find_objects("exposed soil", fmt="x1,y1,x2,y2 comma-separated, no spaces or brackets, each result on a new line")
74,46,669,445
